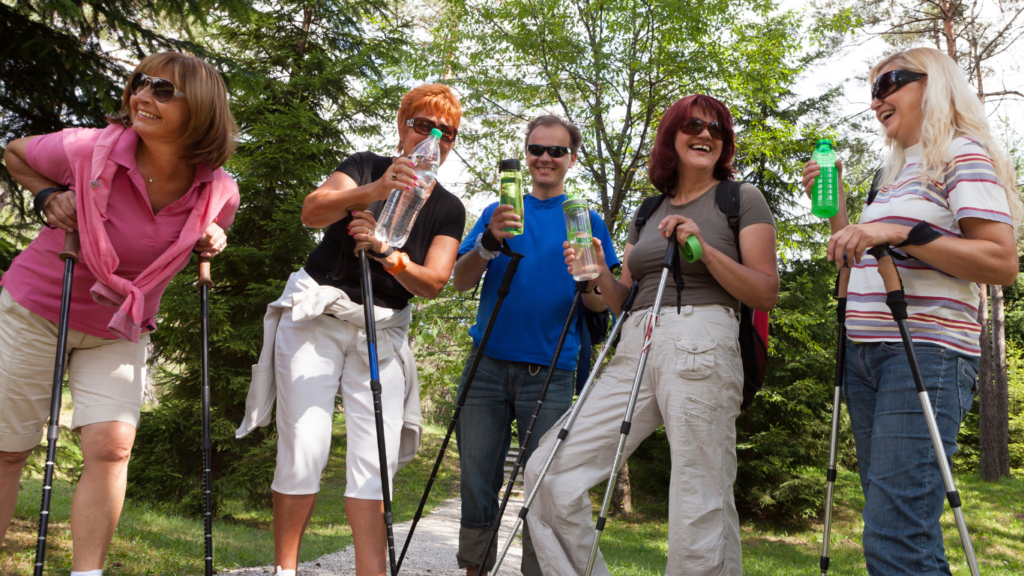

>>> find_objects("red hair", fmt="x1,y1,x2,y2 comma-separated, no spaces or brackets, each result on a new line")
648,94,736,196
397,84,463,132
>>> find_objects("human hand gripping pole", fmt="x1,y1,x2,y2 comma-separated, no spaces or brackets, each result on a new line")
198,255,215,576
475,278,591,576
819,262,850,576
584,225,686,576
866,244,981,576
394,241,525,574
358,249,400,575
34,231,79,576
489,282,641,575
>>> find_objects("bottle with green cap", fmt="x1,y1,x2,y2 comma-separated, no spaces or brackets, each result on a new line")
562,192,600,281
376,128,443,248
811,138,839,219
498,158,524,235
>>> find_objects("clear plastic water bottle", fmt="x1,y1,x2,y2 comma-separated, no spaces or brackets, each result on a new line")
563,194,600,281
811,138,839,219
375,128,442,248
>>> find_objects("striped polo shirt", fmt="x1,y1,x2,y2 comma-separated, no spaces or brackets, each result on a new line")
845,137,1013,356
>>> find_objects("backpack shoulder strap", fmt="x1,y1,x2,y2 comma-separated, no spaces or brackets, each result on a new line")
866,167,883,205
715,180,744,262
634,194,667,236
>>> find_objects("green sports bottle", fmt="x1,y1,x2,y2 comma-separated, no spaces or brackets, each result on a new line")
499,158,524,235
811,139,839,219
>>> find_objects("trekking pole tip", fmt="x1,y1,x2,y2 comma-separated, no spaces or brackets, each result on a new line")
60,231,80,263
198,255,213,288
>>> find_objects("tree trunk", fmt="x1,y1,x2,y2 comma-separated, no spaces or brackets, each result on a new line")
941,0,958,61
979,283,1010,480
610,461,633,516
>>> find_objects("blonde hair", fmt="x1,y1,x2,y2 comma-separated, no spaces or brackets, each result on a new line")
110,52,238,169
396,84,462,154
871,47,1022,233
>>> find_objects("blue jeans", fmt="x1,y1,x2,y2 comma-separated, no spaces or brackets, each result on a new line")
454,346,574,573
844,340,978,575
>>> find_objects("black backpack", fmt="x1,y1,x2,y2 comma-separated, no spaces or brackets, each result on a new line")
633,181,769,410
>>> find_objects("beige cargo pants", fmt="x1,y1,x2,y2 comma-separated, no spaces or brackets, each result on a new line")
525,304,744,576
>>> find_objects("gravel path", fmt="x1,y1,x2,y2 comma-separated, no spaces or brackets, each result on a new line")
225,497,525,576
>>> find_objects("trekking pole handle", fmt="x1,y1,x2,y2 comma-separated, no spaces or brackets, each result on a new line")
836,263,851,299
197,255,213,288
60,231,80,263
621,280,640,313
867,244,909,320
661,223,681,269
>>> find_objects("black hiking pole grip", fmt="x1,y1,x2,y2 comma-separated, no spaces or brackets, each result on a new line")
477,281,587,576
395,242,525,574
866,244,980,576
198,255,215,576
359,250,398,576
819,263,850,576
34,231,79,576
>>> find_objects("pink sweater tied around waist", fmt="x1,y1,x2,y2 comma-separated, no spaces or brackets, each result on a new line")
64,124,237,342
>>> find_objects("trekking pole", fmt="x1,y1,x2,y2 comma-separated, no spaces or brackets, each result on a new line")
476,279,589,576
198,255,215,576
34,231,79,576
490,281,641,575
359,249,398,576
866,244,981,576
819,262,850,576
584,228,680,576
395,242,525,574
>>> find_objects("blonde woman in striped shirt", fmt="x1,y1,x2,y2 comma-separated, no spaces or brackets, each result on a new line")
802,47,1021,575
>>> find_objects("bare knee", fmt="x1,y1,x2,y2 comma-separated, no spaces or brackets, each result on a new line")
81,424,135,467
0,449,33,473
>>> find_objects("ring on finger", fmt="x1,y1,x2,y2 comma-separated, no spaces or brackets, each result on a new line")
392,173,397,180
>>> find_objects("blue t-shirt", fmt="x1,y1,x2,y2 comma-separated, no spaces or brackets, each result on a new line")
458,193,620,371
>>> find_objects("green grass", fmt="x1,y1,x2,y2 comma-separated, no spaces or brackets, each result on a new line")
5,418,1024,575
597,470,1024,575
1,414,461,575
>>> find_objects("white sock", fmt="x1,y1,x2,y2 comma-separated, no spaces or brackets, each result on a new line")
276,566,296,576
70,571,103,576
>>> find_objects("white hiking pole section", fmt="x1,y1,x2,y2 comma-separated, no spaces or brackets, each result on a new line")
34,231,79,576
867,244,981,576
819,263,850,576
585,230,680,576
490,282,640,575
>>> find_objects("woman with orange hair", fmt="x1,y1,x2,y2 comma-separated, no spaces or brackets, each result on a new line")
235,84,466,576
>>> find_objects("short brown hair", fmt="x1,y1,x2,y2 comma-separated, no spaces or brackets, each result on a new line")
110,52,238,170
524,115,582,154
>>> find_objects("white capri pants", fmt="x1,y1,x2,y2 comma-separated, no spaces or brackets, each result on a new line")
271,308,405,499
525,304,744,576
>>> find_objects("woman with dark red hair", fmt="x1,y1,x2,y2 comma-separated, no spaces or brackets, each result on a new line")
524,94,778,575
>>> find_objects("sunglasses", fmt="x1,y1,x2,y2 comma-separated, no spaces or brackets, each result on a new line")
526,144,571,158
872,70,926,101
130,72,186,104
406,117,458,143
679,118,724,140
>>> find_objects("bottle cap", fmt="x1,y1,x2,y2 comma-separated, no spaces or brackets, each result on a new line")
499,158,520,171
430,128,443,139
680,235,703,262
562,196,588,212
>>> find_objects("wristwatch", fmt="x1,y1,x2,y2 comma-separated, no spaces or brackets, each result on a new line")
474,233,500,261
385,251,410,275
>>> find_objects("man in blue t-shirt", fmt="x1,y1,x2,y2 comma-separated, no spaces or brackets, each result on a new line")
452,115,619,576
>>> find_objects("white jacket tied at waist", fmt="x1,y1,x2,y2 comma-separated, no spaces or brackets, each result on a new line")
235,269,422,471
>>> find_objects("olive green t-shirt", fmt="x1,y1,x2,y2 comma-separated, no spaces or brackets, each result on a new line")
625,182,775,312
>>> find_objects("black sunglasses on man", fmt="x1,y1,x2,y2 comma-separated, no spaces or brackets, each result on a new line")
526,144,571,158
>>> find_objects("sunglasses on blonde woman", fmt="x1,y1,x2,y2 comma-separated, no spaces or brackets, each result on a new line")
130,72,186,104
406,117,458,143
871,70,926,101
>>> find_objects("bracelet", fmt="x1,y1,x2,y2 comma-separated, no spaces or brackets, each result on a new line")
366,245,396,259
894,221,942,248
33,186,69,229
385,251,410,275
474,233,500,261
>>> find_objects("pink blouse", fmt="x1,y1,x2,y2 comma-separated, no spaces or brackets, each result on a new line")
0,129,237,339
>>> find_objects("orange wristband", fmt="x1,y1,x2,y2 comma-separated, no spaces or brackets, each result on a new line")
385,251,410,275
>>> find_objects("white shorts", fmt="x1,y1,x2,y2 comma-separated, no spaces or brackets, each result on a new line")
271,307,405,499
0,289,149,452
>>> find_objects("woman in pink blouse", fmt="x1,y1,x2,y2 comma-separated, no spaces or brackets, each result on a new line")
0,52,240,574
